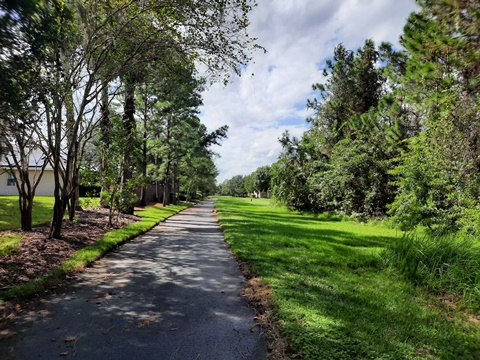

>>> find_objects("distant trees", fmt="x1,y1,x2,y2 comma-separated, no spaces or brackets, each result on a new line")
218,175,247,197
253,165,271,193
219,165,272,197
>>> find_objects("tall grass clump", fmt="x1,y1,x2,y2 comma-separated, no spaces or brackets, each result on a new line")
383,232,480,310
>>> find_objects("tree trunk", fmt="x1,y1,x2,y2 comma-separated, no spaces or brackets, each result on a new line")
65,90,84,221
121,74,137,214
17,165,34,231
68,175,82,220
139,127,148,206
100,83,111,208
172,162,178,205
49,194,64,239
49,97,65,239
162,177,169,207
163,161,170,207
18,191,33,231
20,206,33,231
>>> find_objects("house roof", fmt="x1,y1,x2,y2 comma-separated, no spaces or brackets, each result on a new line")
0,149,54,171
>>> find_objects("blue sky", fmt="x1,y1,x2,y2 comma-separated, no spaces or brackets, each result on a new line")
199,0,418,183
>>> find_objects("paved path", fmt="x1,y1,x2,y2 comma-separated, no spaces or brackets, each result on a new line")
0,200,266,359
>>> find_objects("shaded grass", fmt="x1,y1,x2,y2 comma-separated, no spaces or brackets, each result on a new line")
0,203,189,301
216,196,480,359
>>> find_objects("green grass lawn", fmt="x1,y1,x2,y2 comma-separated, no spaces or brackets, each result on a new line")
215,196,480,360
0,232,22,256
0,196,57,255
0,196,56,231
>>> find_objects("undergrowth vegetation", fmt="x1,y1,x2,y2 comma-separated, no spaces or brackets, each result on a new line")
216,196,480,359
383,232,480,310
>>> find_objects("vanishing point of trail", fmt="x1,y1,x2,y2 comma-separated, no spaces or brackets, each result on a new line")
0,199,267,359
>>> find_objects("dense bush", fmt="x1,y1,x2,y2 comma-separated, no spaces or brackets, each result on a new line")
308,137,394,217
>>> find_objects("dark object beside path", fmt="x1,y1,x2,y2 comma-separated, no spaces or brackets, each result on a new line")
0,199,267,359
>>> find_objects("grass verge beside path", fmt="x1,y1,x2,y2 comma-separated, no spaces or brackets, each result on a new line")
215,196,480,360
0,203,189,302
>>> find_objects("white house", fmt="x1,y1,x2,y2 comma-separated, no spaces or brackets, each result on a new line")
253,190,271,199
0,150,56,196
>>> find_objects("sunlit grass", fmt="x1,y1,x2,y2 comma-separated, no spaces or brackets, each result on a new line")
0,196,56,256
216,196,480,359
0,196,55,231
0,196,102,232
0,196,101,255
0,232,22,256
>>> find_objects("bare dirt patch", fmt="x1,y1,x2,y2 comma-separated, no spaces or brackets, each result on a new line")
0,208,140,290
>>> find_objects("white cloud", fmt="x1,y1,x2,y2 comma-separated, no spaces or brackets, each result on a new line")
199,0,418,183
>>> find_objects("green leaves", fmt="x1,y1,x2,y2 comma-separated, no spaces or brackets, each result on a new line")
386,0,480,234
274,40,399,215
271,1,480,235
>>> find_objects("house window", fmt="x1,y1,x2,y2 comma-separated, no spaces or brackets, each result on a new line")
7,173,15,187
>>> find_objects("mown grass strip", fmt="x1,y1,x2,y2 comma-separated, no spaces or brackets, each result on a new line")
215,196,480,360
0,203,189,301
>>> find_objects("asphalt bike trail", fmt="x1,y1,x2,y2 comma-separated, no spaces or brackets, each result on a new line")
0,199,267,359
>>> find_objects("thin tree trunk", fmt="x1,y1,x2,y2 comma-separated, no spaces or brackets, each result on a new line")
139,125,148,206
68,169,82,220
163,177,169,207
163,162,170,207
100,84,111,208
49,193,64,239
172,162,178,205
49,97,65,239
18,188,33,231
121,74,137,214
